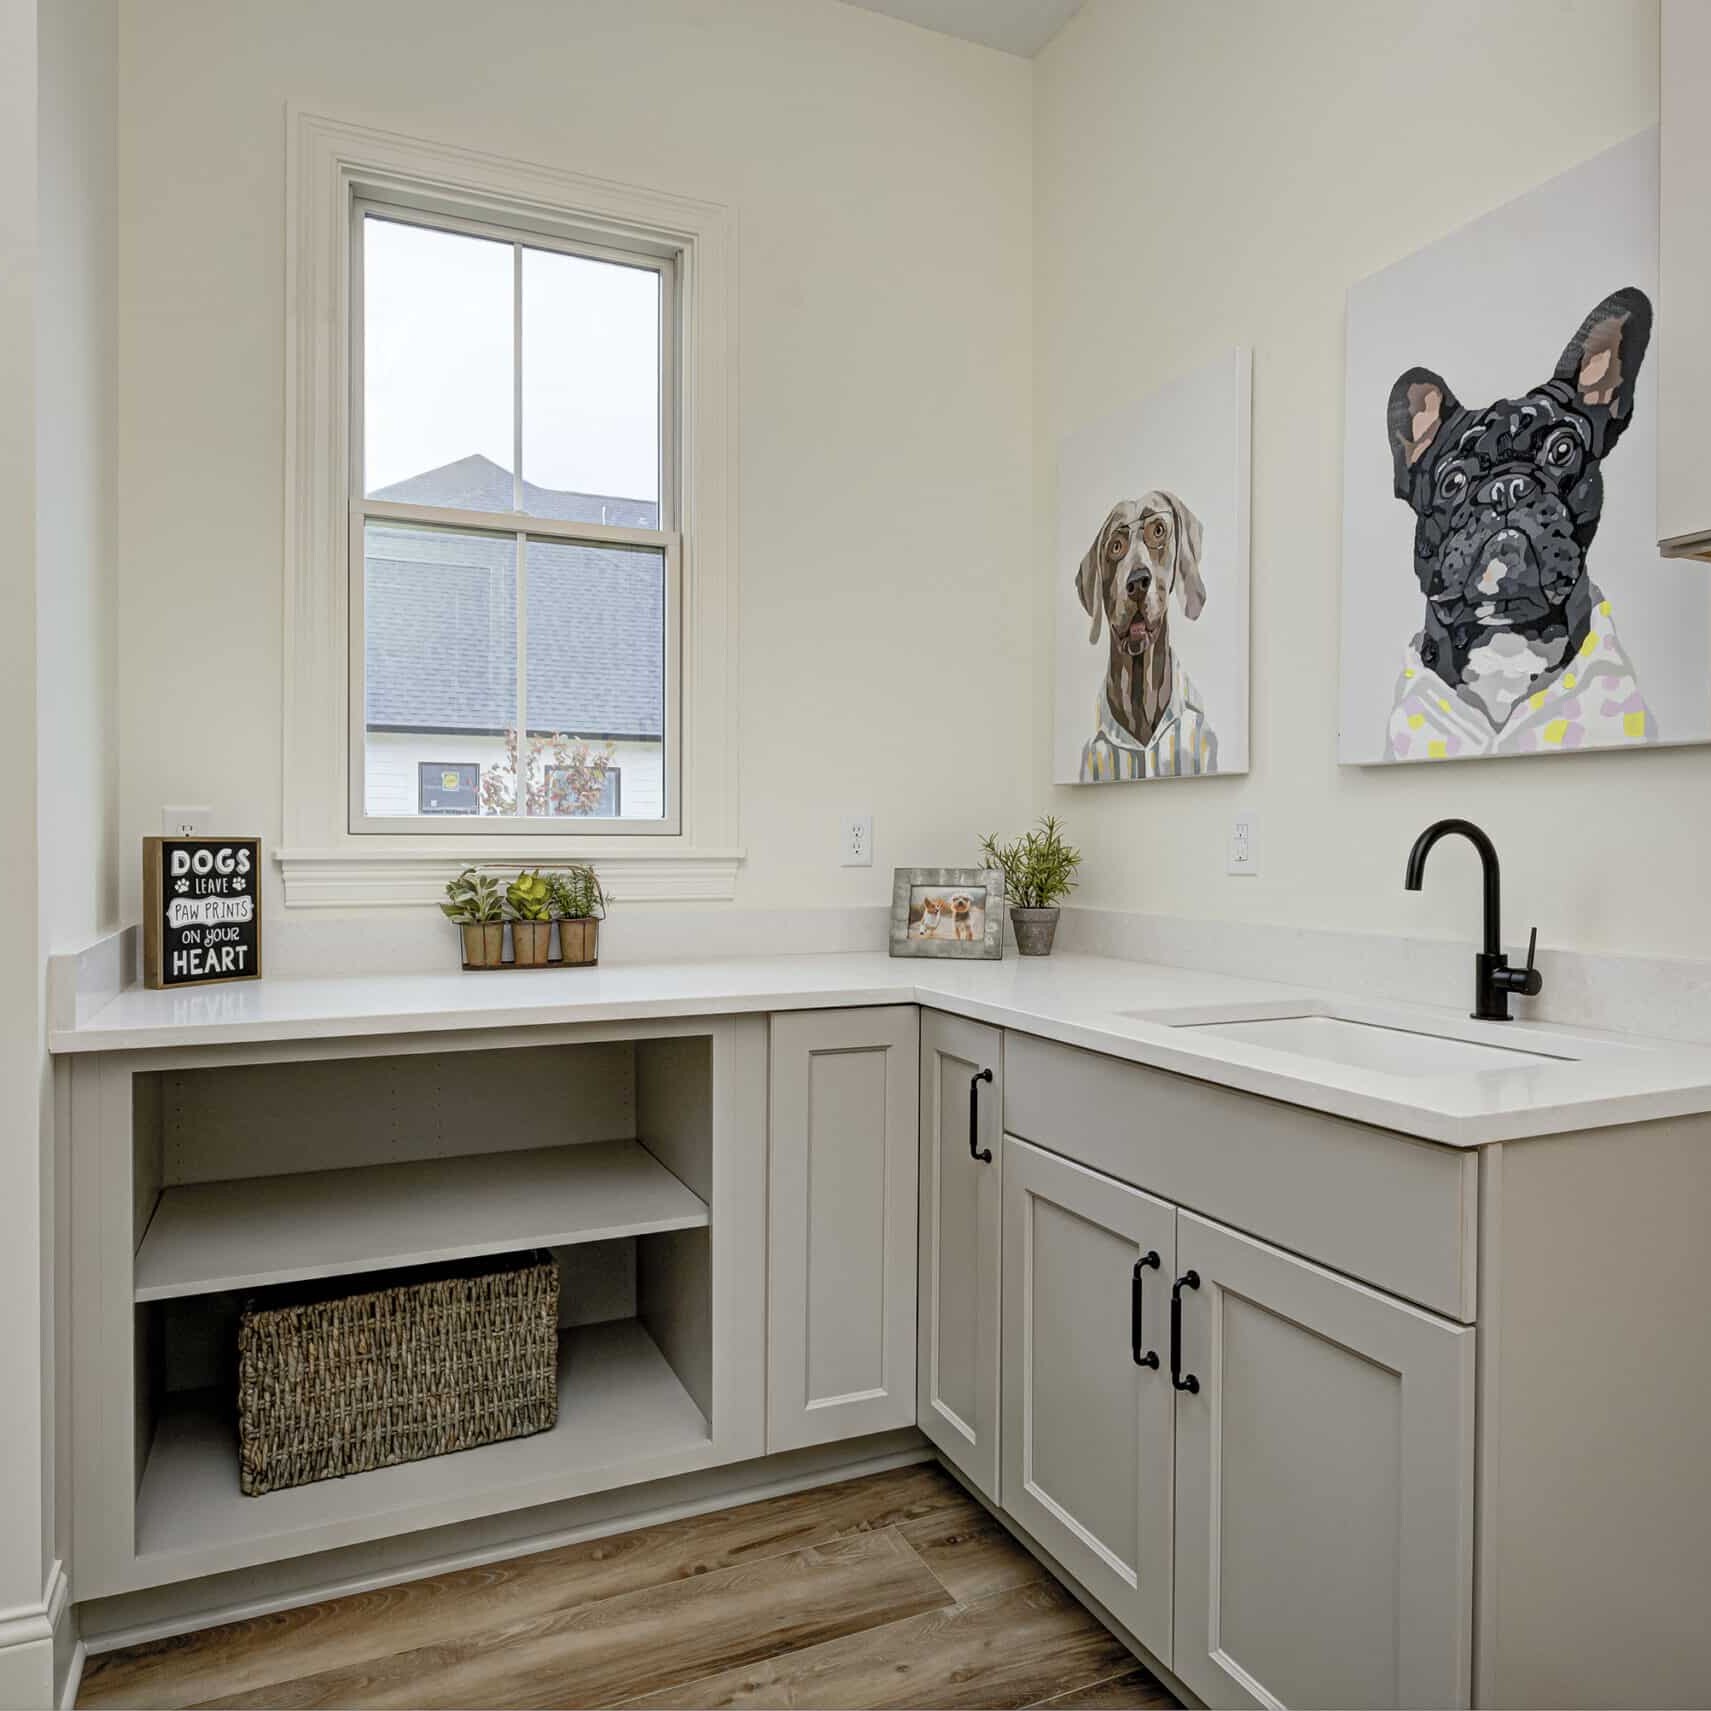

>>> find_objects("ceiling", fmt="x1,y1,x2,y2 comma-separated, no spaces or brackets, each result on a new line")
835,0,1086,57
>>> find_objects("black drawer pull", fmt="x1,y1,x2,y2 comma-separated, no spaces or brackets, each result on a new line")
968,1068,993,1163
1132,1251,1161,1368
1171,1270,1201,1393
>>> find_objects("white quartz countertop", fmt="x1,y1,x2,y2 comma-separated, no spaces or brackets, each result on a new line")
49,949,1711,1146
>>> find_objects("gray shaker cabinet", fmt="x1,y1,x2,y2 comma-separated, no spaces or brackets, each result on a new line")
1001,1135,1179,1664
767,1006,919,1452
916,1011,1004,1499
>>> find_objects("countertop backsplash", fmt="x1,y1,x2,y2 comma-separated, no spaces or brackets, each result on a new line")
53,904,1711,1050
1054,907,1711,1048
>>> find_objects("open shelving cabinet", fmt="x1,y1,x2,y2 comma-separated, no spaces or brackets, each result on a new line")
68,1015,768,1598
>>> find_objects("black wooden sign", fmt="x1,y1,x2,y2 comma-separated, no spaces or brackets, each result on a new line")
142,837,263,988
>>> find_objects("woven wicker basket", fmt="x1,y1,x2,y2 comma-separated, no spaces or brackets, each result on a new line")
237,1250,559,1496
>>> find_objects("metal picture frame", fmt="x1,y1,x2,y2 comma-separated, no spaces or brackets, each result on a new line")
889,867,1005,960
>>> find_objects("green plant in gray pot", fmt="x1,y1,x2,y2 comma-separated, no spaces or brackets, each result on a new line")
507,868,554,967
546,864,607,967
979,816,1081,956
441,867,507,970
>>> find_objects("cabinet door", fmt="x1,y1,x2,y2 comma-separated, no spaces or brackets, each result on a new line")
1172,1211,1475,1711
917,1011,1003,1500
1002,1136,1177,1661
767,1007,919,1452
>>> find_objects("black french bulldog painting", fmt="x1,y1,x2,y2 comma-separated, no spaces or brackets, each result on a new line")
1384,286,1655,759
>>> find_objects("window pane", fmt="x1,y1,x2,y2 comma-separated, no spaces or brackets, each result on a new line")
524,537,665,820
522,247,660,525
363,521,517,818
363,216,514,503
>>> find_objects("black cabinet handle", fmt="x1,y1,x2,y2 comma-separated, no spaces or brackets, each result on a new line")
1170,1270,1201,1393
1132,1251,1161,1369
968,1068,993,1163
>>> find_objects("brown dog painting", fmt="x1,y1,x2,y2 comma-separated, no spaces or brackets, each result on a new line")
1075,491,1218,779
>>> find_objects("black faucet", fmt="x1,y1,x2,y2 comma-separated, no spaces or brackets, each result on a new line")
1404,819,1542,1022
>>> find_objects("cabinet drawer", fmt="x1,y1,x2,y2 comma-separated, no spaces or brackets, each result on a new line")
1003,1033,1476,1320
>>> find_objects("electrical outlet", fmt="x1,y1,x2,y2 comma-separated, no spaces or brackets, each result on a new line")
1227,811,1259,876
841,814,873,867
162,805,212,839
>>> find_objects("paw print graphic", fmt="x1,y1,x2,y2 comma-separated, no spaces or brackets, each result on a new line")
174,877,190,894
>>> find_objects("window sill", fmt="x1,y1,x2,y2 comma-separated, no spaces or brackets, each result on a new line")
275,847,744,908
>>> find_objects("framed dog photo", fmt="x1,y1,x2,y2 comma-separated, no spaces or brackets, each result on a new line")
890,868,1005,961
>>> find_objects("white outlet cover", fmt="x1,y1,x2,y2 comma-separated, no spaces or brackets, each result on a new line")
1227,811,1258,876
162,805,213,838
841,814,873,867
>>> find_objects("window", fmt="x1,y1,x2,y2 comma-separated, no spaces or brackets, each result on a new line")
351,204,676,831
283,114,737,906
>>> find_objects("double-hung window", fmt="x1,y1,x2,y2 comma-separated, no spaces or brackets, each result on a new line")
350,202,678,832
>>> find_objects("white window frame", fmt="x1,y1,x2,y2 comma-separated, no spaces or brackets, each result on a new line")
349,198,681,839
281,109,740,906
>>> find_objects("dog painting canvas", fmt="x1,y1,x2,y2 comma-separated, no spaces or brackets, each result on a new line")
1053,351,1251,784
1341,129,1711,763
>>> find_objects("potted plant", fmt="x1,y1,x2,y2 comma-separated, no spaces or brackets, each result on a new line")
440,867,506,970
547,864,607,967
979,816,1082,956
507,868,554,967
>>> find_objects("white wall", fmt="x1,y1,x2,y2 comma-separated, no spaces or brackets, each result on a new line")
0,0,115,1693
0,0,48,1695
113,0,1699,967
39,0,120,1641
117,0,1034,935
1033,0,1683,961
30,0,120,1695
39,0,119,959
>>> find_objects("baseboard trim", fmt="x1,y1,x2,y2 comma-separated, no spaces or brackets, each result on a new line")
932,1457,1203,1711
79,1433,932,1654
58,1642,84,1711
0,1559,75,1711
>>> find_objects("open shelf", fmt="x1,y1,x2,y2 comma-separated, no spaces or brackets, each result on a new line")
134,1139,708,1302
75,1027,749,1601
135,1318,712,1564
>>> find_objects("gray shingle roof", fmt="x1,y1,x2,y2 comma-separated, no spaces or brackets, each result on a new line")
363,458,664,739
373,454,659,528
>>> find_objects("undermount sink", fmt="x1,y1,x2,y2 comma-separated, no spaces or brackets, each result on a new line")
1116,998,1619,1077
1172,1012,1570,1076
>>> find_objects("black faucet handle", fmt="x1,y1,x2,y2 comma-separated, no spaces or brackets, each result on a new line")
1518,926,1543,996
1494,927,1544,1000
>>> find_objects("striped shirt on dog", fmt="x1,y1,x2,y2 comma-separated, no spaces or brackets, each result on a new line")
1080,661,1219,781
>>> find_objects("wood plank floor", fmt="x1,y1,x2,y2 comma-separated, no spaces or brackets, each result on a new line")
80,1464,1179,1711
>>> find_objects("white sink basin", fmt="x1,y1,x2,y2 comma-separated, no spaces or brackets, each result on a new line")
1171,1013,1568,1076
1117,998,1634,1078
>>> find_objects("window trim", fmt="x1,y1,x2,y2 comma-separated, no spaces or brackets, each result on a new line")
281,108,741,906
